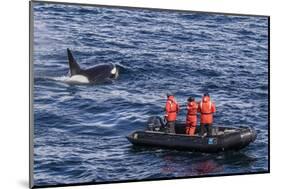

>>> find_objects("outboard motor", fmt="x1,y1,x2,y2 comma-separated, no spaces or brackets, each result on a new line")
146,116,165,132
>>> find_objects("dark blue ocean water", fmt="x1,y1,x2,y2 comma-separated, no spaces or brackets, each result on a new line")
32,2,269,186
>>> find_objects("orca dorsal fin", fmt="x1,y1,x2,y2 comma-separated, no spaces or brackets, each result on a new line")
67,48,81,76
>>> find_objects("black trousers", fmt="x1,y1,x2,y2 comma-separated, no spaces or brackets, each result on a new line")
166,121,176,134
200,123,212,136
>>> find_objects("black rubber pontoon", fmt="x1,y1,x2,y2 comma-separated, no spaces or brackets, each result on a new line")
126,116,257,153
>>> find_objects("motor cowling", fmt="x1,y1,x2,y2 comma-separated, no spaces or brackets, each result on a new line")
146,116,165,132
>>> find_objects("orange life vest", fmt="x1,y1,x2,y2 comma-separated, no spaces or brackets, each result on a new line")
198,96,216,124
165,96,179,122
186,101,198,123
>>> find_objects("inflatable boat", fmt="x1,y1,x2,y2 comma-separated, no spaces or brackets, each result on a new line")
126,116,257,153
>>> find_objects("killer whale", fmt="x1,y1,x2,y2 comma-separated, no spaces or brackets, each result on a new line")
66,48,119,84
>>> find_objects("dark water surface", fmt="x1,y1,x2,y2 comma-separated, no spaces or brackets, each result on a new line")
32,2,269,186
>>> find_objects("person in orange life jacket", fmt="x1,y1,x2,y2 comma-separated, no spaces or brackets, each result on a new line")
164,92,180,133
198,93,216,136
186,97,198,136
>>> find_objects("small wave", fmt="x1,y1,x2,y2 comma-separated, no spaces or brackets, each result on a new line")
116,63,133,73
51,75,69,82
